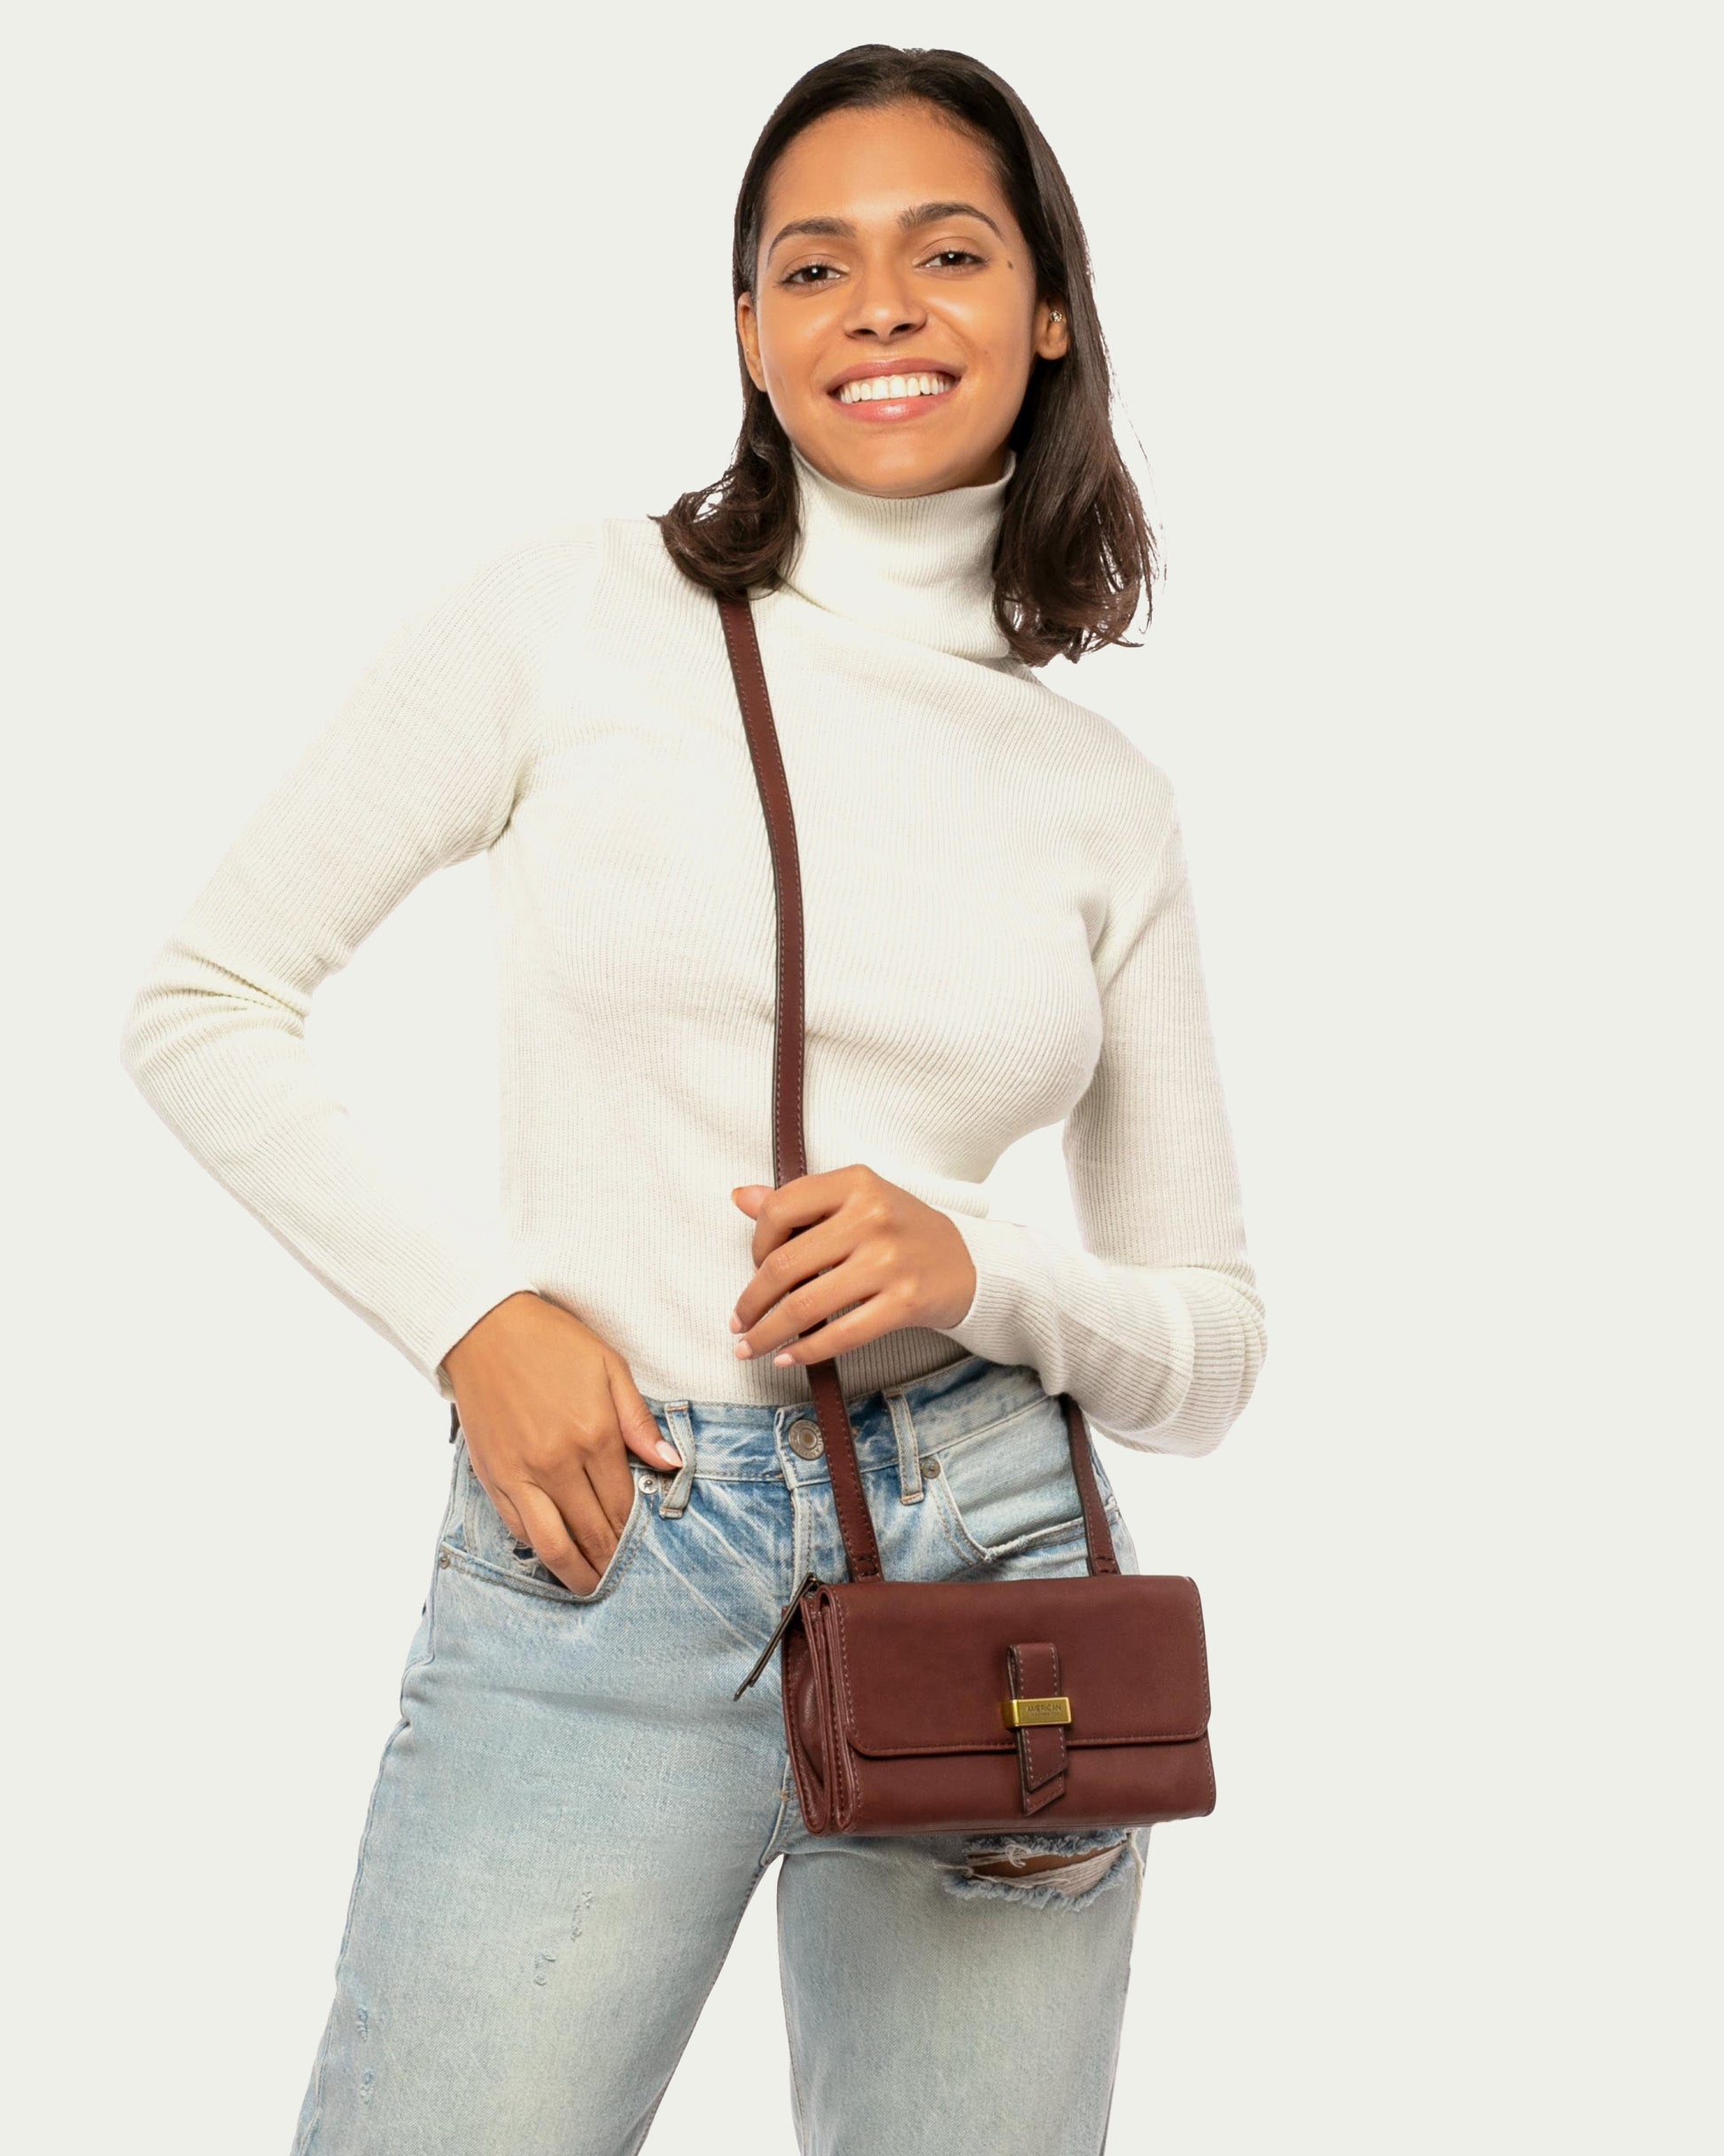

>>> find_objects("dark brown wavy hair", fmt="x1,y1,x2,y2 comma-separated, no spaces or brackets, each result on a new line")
652,45,1158,668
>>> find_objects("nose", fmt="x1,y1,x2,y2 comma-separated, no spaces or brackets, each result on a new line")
843,259,926,342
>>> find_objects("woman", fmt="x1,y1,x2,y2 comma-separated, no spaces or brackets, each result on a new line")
120,43,1266,2155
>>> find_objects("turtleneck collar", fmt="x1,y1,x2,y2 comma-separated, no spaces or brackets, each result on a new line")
780,440,1016,665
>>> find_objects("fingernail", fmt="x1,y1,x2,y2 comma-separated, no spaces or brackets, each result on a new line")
734,1341,753,1358
657,1440,683,1467
727,1312,742,1333
773,1351,794,1367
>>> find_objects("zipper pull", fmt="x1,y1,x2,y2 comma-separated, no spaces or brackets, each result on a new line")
733,1570,822,1700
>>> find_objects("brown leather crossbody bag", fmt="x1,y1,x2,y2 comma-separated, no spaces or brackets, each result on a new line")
718,592,1217,1838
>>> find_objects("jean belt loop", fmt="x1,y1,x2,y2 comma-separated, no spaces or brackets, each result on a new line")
659,1403,695,1516
886,1386,925,1506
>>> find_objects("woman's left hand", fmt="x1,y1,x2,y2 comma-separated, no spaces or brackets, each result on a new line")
728,1165,977,1368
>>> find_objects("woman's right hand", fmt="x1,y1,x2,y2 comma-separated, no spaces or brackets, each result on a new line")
440,1293,685,1594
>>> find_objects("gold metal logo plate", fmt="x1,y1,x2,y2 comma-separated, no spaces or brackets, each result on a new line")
1000,1693,1073,1730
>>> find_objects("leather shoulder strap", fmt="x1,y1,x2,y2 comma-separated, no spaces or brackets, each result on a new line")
717,593,882,1579
714,590,1118,1582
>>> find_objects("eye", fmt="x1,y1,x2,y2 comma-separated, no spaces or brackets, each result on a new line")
924,248,984,270
782,261,841,287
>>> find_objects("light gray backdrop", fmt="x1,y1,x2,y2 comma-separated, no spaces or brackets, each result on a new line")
7,4,1716,2149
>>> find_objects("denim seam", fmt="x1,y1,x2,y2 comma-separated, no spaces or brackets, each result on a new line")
751,1458,920,1498
933,1480,1125,1571
653,1466,789,1485
442,1483,650,1607
925,1474,998,1570
619,1869,771,2156
755,1753,798,1873
780,1924,812,2148
297,1520,451,2152
926,1393,1064,1468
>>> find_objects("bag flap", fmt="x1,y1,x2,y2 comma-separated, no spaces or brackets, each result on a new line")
816,1574,1210,1758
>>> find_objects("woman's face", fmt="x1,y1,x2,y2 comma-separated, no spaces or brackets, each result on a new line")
737,99,1068,498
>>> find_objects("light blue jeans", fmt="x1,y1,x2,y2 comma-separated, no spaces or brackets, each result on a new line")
291,1351,1152,2153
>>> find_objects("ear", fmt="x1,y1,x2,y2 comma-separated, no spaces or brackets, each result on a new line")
736,292,767,392
1035,298,1071,363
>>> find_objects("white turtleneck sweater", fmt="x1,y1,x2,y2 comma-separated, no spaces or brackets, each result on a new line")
120,444,1265,1455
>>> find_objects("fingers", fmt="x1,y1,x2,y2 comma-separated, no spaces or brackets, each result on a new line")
515,1382,678,1597
609,1360,685,1473
730,1212,852,1343
734,1241,899,1367
746,1284,905,1369
517,1470,627,1597
729,1167,958,1367
452,1300,660,1595
736,1168,858,1258
483,1481,532,1545
509,1478,605,1596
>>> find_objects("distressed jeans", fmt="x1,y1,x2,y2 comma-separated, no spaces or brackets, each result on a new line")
291,1351,1152,2154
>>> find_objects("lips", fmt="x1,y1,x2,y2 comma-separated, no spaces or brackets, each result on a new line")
833,372,956,408
825,357,964,393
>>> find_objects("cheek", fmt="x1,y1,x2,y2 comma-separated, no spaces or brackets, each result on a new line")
757,303,833,402
955,343,1037,434
944,297,1039,395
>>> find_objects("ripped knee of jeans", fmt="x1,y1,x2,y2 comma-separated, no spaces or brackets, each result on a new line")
944,1825,1141,1913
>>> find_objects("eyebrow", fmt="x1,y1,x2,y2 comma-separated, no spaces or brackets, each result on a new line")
765,198,1006,266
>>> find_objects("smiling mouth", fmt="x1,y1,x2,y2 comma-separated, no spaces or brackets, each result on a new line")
831,371,958,406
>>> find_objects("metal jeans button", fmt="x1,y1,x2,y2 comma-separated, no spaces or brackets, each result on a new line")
921,1454,942,1476
787,1417,824,1460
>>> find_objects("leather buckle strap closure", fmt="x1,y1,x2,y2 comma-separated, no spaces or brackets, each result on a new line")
1006,1641,1069,1814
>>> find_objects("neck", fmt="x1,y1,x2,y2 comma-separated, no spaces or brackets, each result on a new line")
781,441,1017,665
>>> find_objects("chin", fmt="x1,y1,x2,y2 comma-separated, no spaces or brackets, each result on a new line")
810,426,998,498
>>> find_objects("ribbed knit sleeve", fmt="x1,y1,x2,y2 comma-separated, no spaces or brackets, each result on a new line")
118,533,600,1402
936,767,1267,1455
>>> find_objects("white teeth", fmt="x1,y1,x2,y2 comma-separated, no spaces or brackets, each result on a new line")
835,371,955,405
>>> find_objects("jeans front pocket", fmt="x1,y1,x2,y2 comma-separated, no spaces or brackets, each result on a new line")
924,1389,1125,1569
443,1438,652,1607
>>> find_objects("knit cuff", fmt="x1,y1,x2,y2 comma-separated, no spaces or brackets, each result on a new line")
932,1209,1045,1370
